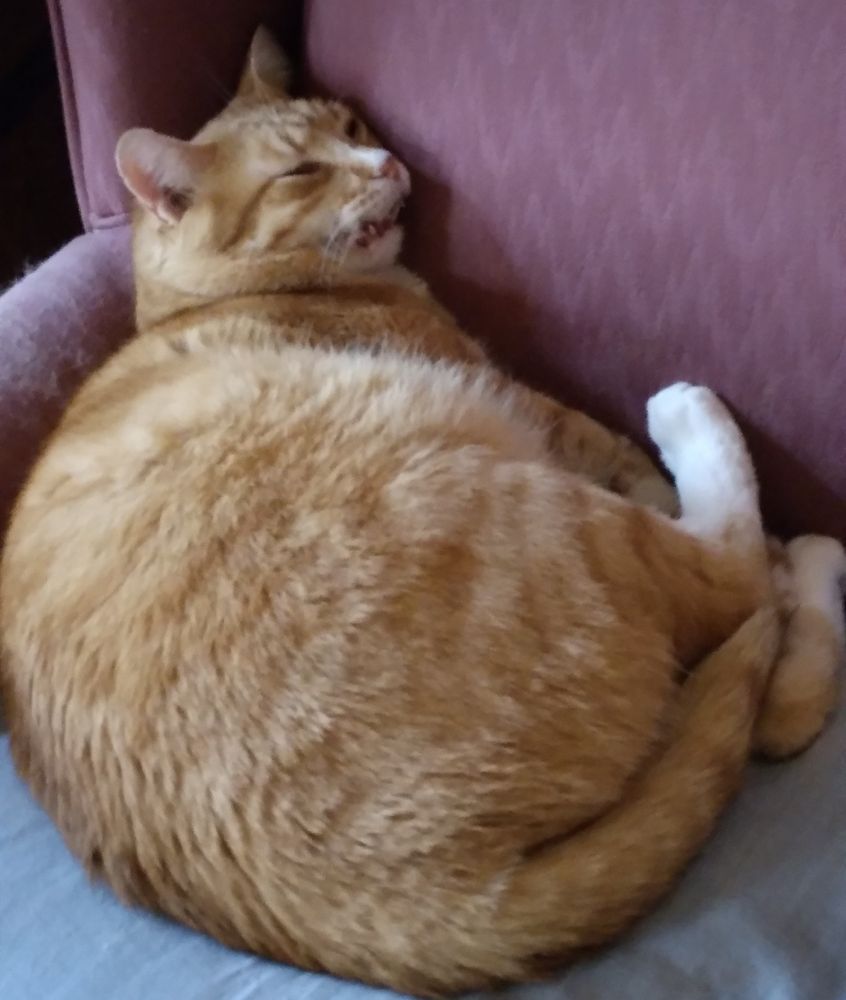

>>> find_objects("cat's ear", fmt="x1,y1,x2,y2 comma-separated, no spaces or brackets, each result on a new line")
237,25,291,101
115,128,215,224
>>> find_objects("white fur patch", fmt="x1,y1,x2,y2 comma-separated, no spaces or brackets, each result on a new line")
646,383,759,540
347,146,393,172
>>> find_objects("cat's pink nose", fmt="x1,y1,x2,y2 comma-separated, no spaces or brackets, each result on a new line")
376,153,410,193
379,155,402,181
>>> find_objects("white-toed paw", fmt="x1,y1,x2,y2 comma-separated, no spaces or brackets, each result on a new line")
646,382,736,478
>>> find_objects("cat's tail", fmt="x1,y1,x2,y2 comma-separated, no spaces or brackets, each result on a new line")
490,606,779,980
754,535,846,759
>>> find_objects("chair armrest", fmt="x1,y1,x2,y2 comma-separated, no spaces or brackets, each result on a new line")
0,228,133,531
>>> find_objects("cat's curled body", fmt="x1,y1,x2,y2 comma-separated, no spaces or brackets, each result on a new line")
2,31,844,998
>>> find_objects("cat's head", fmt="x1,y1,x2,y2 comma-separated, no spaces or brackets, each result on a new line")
115,27,410,304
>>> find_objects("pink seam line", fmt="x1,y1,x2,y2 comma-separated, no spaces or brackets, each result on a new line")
47,0,92,233
90,213,131,230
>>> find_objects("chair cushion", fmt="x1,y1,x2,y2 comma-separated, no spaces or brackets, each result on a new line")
0,228,133,531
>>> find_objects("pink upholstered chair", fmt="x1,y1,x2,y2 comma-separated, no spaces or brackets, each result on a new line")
1,4,844,998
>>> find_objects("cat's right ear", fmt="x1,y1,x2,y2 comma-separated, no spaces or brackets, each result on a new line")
115,129,215,224
237,25,291,101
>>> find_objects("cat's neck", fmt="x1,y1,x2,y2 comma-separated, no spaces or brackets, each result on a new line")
134,243,430,331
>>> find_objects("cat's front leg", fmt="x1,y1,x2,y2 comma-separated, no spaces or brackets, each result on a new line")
509,384,678,514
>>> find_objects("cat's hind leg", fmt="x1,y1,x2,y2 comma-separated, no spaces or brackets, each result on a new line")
647,384,846,757
507,384,677,514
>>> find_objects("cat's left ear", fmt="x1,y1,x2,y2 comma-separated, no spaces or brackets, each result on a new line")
237,26,291,101
115,129,216,224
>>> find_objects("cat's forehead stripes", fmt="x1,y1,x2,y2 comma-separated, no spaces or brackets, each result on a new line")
233,109,389,180
222,100,367,170
226,98,349,136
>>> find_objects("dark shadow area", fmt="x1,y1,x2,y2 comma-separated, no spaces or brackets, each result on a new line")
741,417,845,541
0,1,81,286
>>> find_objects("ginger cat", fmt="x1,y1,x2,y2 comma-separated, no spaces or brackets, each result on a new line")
2,29,844,997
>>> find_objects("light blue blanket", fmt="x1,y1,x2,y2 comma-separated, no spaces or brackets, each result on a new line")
2,692,844,1000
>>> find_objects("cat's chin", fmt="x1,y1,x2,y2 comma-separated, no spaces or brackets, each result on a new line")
342,225,404,273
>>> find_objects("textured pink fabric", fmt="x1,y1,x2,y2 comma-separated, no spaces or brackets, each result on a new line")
47,0,301,231
0,229,133,530
305,0,846,538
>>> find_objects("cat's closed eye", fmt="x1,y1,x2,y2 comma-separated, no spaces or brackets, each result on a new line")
279,161,321,178
344,118,360,141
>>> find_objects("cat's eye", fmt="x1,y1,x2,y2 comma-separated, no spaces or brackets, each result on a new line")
344,118,360,140
279,161,321,178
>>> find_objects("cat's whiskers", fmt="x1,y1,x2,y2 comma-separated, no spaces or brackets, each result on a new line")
319,220,351,280
319,187,387,277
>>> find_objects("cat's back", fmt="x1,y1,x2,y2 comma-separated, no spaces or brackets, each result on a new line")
2,312,570,721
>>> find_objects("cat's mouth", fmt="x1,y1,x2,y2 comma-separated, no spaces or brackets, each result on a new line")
353,201,403,248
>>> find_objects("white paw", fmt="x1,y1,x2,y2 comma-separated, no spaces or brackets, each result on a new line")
646,382,734,477
788,535,846,585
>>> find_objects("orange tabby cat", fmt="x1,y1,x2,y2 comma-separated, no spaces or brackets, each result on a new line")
2,29,844,997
